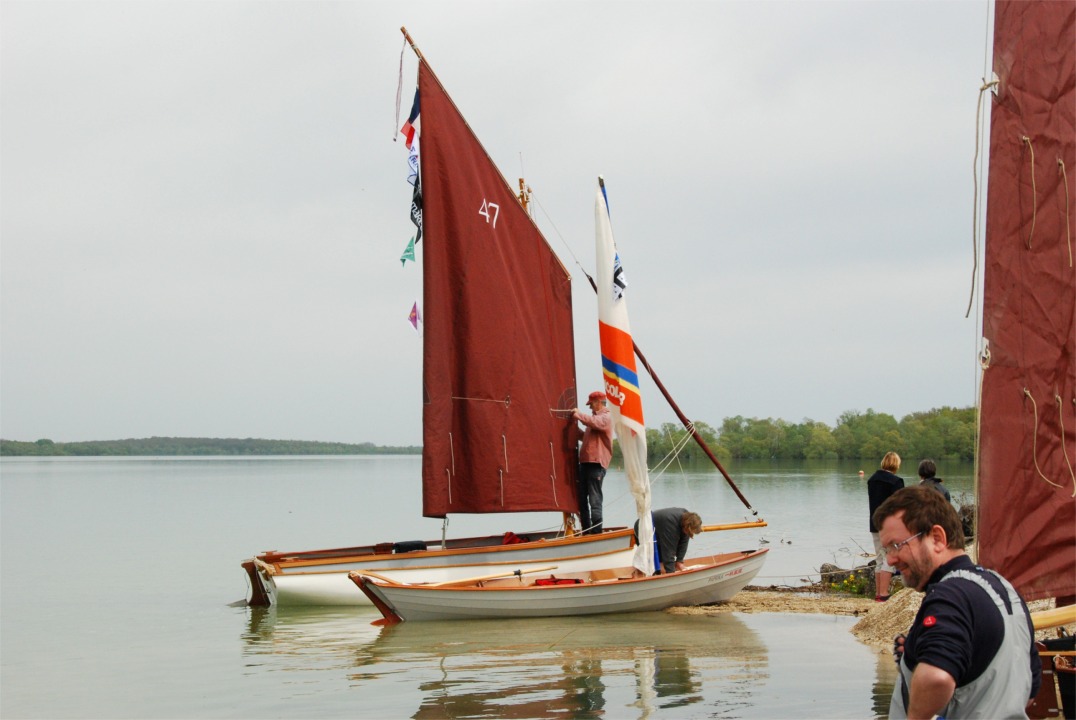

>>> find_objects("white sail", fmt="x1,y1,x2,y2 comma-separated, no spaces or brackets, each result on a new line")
594,180,654,576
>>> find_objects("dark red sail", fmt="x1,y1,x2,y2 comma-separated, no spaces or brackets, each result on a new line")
416,59,580,518
979,0,1075,601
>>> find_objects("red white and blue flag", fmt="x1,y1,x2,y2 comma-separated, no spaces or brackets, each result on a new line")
400,89,420,149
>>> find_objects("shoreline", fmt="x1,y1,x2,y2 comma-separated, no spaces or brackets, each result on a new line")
672,585,1074,650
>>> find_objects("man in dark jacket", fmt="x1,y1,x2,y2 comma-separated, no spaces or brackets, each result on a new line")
635,507,702,574
867,451,904,601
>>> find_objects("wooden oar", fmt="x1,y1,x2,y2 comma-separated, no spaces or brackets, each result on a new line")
426,565,559,588
701,520,768,533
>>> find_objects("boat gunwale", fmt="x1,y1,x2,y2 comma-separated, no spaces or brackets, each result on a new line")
352,548,769,593
256,527,635,569
266,544,639,577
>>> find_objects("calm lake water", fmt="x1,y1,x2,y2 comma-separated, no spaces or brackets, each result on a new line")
0,456,973,719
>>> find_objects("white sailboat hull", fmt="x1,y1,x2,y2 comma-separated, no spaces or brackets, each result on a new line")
351,548,768,622
243,528,637,606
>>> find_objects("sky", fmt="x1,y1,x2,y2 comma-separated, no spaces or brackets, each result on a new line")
1,0,996,446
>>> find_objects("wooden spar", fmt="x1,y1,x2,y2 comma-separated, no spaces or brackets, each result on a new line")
633,336,757,513
584,273,757,514
701,520,767,533
400,27,425,63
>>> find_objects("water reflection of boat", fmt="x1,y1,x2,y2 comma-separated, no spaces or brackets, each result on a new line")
240,605,765,718
242,605,384,661
371,612,766,719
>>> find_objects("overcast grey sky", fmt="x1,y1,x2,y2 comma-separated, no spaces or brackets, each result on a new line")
1,1,994,445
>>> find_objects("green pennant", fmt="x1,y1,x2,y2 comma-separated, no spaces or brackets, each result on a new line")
400,236,416,266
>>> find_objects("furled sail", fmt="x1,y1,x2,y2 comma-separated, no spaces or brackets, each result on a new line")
978,0,1075,601
595,179,654,575
414,59,580,518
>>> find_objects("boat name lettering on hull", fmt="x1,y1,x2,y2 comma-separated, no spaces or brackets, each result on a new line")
707,567,743,583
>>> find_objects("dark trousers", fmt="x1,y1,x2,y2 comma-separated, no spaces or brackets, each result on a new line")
577,462,606,534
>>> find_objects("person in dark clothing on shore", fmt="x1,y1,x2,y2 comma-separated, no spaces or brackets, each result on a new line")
635,507,702,574
867,451,904,601
916,459,951,503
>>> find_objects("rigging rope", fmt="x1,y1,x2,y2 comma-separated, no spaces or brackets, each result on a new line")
648,423,698,479
1056,394,1076,497
1059,158,1073,268
394,36,407,142
1021,136,1038,249
1023,388,1063,489
967,78,998,319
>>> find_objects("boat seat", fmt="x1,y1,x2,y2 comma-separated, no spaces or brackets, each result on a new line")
589,569,620,582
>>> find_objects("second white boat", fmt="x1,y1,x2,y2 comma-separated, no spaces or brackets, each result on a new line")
349,548,769,623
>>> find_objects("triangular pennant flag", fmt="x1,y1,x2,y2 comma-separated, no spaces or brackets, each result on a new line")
400,236,416,266
408,301,422,331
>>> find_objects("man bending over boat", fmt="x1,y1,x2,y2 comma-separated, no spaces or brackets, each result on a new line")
572,390,614,534
875,486,1040,719
635,507,703,574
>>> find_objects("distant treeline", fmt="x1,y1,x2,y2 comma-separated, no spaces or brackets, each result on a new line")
638,406,976,463
0,437,421,457
2,406,975,461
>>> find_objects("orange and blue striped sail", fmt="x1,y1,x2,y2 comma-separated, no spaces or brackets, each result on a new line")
595,178,653,575
599,322,644,433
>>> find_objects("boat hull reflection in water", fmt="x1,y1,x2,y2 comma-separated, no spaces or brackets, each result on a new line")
241,604,896,718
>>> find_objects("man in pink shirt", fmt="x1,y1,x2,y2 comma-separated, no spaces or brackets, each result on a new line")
572,390,614,534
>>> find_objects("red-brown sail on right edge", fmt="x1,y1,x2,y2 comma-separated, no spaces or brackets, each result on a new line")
978,0,1075,603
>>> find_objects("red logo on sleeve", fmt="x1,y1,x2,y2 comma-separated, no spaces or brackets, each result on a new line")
923,615,937,627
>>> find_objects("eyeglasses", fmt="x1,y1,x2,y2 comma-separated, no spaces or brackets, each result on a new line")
882,532,922,555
